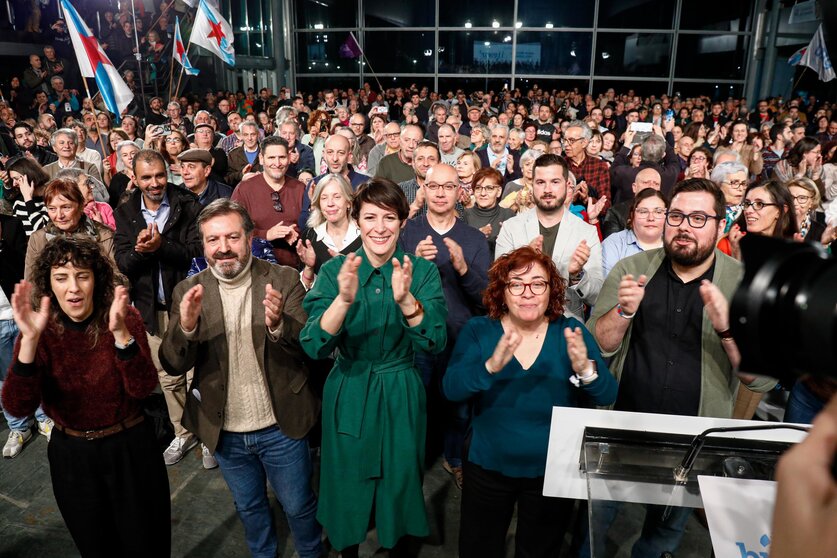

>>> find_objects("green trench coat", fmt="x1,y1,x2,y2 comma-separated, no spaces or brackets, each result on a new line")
301,247,448,550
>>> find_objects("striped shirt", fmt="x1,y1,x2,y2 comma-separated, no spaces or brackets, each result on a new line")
13,199,47,236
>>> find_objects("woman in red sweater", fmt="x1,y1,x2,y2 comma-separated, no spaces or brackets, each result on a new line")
1,237,170,557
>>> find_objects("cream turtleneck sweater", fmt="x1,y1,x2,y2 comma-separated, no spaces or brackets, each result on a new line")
209,257,277,432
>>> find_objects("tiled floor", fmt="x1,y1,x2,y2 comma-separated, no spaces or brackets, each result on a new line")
0,426,712,557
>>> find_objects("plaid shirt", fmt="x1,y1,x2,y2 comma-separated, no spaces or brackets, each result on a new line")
569,154,612,212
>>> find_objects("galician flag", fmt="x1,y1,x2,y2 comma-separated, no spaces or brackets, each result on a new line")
791,24,835,82
191,0,235,67
60,0,134,119
173,16,200,76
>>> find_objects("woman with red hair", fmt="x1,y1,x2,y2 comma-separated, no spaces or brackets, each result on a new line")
443,246,617,558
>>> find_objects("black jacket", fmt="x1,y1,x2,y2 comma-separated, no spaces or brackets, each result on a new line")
602,199,632,239
0,215,28,302
114,185,203,335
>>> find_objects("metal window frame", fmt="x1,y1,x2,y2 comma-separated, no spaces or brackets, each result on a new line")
288,0,759,96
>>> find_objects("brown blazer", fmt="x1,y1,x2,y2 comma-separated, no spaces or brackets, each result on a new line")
158,258,320,453
225,146,263,185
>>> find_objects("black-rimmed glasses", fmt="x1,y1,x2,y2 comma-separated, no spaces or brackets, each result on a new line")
742,200,779,212
665,210,720,228
271,191,283,212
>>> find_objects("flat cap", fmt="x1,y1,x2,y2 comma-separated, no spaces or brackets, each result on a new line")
177,148,212,165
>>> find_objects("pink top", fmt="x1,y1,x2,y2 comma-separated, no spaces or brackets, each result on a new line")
84,201,116,230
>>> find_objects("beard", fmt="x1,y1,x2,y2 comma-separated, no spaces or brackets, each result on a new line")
664,232,716,267
209,250,250,279
535,193,565,214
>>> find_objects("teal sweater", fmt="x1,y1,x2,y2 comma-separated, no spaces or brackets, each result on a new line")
444,316,618,478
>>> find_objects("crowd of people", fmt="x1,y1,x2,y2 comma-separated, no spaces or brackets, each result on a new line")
1,8,837,557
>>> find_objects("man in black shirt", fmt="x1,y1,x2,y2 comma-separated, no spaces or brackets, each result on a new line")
587,178,776,557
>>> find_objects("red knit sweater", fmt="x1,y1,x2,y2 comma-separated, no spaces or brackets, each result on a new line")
1,307,157,431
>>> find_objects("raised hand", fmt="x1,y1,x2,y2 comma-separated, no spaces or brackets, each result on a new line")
485,328,522,374
108,285,131,340
19,174,34,201
478,223,492,237
529,234,544,252
699,280,730,332
568,240,591,276
728,224,745,260
10,281,50,340
296,239,317,268
337,252,361,304
391,256,414,304
617,274,647,315
415,235,438,260
263,283,284,329
563,326,590,373
443,238,468,276
179,284,204,333
587,196,607,223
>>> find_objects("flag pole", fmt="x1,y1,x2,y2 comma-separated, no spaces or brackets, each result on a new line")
167,50,177,102
82,76,110,160
791,66,809,94
349,33,384,96
129,0,147,119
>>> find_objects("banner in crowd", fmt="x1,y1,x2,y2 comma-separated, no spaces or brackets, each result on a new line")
699,476,776,558
59,0,134,118
192,0,236,67
789,24,836,82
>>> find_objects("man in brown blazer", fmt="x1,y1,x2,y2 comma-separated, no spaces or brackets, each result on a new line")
224,121,263,186
159,199,322,558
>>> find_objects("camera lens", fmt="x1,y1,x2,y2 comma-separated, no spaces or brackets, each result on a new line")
730,234,837,382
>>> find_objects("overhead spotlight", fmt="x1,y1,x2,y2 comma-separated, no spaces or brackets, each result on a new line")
314,23,324,30
324,62,329,67
516,21,523,28
492,20,500,28
413,59,417,64
438,47,445,53
484,41,491,46
545,23,554,29
503,35,512,42
465,21,472,29
570,49,576,57
424,49,432,56
601,52,610,59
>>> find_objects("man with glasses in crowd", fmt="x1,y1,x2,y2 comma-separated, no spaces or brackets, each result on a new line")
476,125,522,182
231,137,304,266
376,124,423,184
367,121,402,176
562,120,612,213
348,113,375,167
586,178,776,558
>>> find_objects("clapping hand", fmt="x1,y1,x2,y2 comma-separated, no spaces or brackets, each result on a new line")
563,326,590,374
263,284,284,329
10,281,50,341
568,240,591,277
529,234,544,252
415,235,438,260
179,284,204,333
485,328,522,374
391,255,414,304
296,239,317,268
587,196,607,222
337,252,361,304
108,286,132,344
617,274,647,314
443,238,468,276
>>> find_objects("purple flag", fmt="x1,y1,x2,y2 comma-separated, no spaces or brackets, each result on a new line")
339,32,362,59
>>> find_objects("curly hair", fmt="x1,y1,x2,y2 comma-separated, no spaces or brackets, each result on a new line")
30,237,116,343
484,246,566,321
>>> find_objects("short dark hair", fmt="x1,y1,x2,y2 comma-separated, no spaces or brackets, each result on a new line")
670,178,725,221
12,122,33,136
6,156,50,189
532,153,569,180
415,140,440,160
769,122,788,143
351,177,409,222
260,135,289,154
483,246,566,321
197,199,255,236
132,149,167,175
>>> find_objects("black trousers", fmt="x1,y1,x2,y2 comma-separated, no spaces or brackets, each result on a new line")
459,461,573,558
48,418,172,558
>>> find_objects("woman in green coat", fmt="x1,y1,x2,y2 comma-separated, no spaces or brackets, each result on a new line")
301,178,447,556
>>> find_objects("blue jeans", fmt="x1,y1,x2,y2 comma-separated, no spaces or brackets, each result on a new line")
214,426,322,558
580,501,693,558
0,319,47,431
785,381,824,425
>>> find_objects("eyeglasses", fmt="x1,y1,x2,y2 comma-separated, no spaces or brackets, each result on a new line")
792,194,811,204
723,179,748,189
742,200,778,211
561,137,583,146
425,182,458,192
271,191,283,212
506,280,549,296
665,210,720,228
385,132,400,138
634,207,666,218
165,138,182,143
349,121,364,127
474,185,499,193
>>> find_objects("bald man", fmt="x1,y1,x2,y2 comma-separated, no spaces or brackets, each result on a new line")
366,121,402,176
399,163,491,483
602,167,662,239
297,133,368,228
